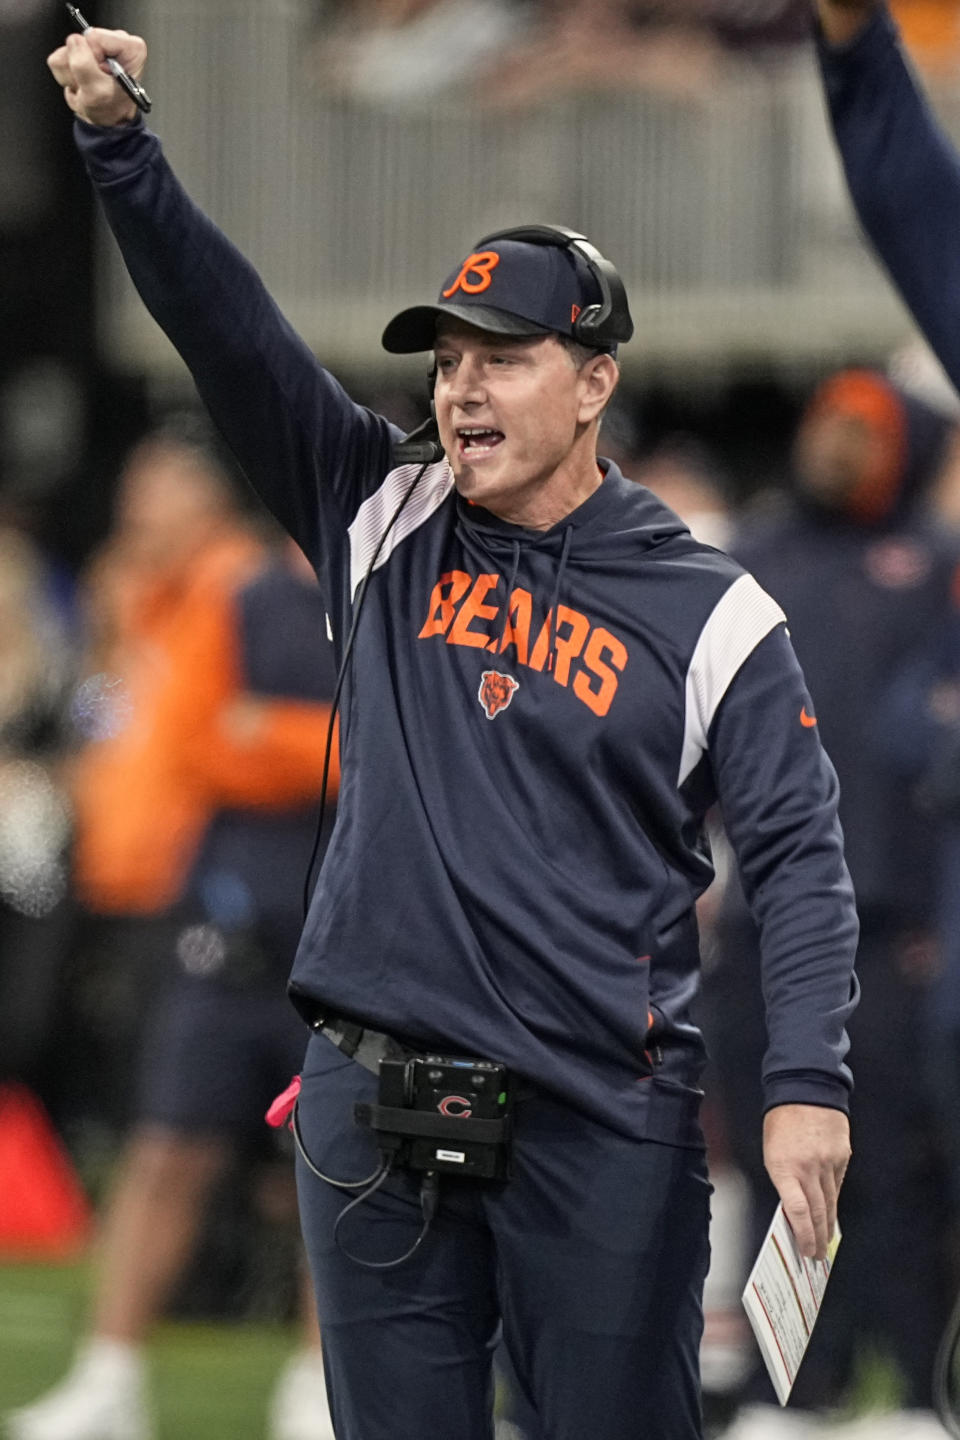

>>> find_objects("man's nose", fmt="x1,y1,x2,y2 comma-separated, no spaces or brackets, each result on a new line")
447,359,486,405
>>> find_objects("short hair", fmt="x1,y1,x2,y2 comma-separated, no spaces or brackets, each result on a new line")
556,334,617,371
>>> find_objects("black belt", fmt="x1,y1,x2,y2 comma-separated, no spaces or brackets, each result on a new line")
304,1004,532,1103
308,1008,411,1076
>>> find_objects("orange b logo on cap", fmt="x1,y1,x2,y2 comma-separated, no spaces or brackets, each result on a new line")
442,251,500,298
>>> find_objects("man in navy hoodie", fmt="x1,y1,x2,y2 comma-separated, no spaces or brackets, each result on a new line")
706,367,956,1440
46,27,859,1440
811,7,960,1436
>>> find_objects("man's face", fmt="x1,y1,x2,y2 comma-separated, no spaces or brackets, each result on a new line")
114,447,232,574
432,320,598,526
792,409,887,507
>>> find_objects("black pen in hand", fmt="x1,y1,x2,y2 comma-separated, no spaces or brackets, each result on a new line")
65,4,152,114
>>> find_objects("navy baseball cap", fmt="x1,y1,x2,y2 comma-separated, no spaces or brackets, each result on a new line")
381,238,608,354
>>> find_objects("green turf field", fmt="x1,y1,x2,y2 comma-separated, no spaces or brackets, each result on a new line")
0,1261,302,1440
0,1260,940,1437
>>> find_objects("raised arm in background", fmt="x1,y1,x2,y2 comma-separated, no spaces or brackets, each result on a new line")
816,0,960,391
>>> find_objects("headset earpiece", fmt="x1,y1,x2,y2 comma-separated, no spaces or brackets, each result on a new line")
572,304,604,345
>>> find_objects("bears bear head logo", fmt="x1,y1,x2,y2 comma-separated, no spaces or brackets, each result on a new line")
478,670,519,719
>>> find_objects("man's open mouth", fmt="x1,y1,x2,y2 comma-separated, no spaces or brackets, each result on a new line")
458,427,505,459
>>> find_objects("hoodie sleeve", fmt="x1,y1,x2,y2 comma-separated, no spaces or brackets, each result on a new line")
708,623,860,1114
817,5,960,390
73,118,400,567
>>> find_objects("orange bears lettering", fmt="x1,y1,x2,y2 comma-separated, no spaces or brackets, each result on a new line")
419,571,628,717
442,251,500,298
419,572,473,638
574,629,628,717
550,606,591,686
448,574,501,648
487,589,533,664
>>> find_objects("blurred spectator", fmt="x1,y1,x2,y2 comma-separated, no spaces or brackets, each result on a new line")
471,0,812,110
706,370,959,1440
307,0,529,105
633,434,734,549
477,0,724,108
68,435,258,913
876,574,960,1244
42,433,265,1140
306,0,816,110
0,522,73,1083
6,431,339,1440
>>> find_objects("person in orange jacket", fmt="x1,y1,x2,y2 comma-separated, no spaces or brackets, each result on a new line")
8,431,339,1440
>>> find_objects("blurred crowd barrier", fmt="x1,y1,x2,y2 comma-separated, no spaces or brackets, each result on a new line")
95,0,960,384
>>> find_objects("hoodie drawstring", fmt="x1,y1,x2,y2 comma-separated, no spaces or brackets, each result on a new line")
497,540,522,654
454,520,522,656
453,514,574,672
544,525,574,673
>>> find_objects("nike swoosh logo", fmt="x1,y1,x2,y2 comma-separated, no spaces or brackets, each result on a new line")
800,707,818,728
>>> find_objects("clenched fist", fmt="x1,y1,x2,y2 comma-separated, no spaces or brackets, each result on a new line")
47,27,147,127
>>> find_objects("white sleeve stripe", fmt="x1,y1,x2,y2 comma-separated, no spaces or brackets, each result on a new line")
678,573,786,787
348,460,455,598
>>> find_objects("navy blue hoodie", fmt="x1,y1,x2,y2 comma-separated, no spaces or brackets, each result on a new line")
72,118,858,1143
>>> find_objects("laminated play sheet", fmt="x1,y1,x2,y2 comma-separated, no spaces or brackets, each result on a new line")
741,1203,841,1405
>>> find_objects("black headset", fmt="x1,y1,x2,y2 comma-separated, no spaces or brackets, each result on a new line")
473,223,634,349
394,225,632,464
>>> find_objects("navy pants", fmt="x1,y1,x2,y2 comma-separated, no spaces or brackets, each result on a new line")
295,1033,711,1440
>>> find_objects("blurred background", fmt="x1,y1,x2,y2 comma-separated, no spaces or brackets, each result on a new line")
6,0,960,556
6,2,960,1439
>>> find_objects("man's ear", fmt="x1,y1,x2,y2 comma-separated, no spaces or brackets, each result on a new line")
579,353,620,424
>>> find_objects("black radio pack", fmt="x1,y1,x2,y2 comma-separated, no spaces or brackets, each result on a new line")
354,1053,513,1181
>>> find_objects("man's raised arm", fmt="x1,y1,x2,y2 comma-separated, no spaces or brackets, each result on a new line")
47,25,142,126
46,27,399,568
